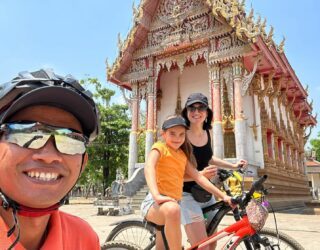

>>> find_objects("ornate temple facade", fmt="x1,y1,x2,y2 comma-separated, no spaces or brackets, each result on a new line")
107,0,317,208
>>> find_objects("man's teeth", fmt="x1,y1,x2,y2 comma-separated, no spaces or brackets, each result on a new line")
27,172,58,181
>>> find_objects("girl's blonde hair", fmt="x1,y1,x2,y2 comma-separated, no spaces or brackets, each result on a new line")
162,115,197,168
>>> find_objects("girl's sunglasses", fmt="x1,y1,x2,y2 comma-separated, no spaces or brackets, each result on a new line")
186,105,207,112
0,122,88,155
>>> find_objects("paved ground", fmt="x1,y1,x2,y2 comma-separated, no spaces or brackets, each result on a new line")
61,200,320,250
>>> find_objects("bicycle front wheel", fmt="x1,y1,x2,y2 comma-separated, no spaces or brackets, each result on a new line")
257,228,304,250
235,228,304,250
101,241,142,250
106,220,156,250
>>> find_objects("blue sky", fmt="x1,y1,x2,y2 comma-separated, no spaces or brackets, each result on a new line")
0,0,319,145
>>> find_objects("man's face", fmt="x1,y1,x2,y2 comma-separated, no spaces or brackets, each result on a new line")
0,105,87,208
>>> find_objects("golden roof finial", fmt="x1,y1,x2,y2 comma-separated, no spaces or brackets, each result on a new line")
256,15,261,26
248,8,254,21
239,0,246,12
117,33,123,51
260,17,267,37
132,1,139,20
267,25,274,42
277,36,286,53
105,57,109,70
253,15,261,33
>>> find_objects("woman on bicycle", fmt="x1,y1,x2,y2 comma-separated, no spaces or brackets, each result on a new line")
180,93,247,249
141,115,234,250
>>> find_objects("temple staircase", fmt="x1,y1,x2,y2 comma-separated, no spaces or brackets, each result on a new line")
131,185,149,213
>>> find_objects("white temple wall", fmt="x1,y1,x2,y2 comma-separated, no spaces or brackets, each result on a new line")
157,63,209,127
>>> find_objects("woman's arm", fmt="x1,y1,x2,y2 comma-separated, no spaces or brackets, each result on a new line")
209,156,247,169
185,161,233,206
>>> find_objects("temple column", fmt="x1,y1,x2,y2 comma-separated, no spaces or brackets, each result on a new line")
145,77,156,160
273,134,280,166
283,142,288,170
261,128,268,162
232,60,247,160
300,152,306,174
210,64,224,158
128,83,139,178
287,144,292,171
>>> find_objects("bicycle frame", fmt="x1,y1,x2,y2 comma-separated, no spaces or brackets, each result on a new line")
202,200,232,235
189,215,256,249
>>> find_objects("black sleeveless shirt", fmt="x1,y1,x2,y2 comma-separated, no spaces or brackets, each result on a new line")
183,130,213,193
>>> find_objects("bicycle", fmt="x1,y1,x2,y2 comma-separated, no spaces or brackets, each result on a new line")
104,170,304,249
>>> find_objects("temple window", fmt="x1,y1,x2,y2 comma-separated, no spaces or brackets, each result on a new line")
222,78,236,158
224,131,236,158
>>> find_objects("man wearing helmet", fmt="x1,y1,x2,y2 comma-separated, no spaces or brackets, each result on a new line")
0,69,100,249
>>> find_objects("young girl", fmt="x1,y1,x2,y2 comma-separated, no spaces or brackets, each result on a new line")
141,115,234,250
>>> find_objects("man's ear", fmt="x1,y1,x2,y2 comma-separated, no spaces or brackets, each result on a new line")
80,152,89,174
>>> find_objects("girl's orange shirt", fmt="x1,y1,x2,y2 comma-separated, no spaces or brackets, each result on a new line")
152,141,187,200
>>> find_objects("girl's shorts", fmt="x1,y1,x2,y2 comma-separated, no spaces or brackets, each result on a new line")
180,192,216,225
140,192,181,218
140,192,156,218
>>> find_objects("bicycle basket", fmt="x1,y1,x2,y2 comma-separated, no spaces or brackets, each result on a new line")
246,199,268,231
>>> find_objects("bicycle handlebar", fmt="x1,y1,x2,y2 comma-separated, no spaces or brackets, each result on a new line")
230,175,268,208
217,165,245,182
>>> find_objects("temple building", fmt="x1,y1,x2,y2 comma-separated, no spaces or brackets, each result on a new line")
107,0,317,209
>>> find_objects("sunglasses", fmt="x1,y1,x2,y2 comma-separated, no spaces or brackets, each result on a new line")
0,122,88,155
187,105,207,112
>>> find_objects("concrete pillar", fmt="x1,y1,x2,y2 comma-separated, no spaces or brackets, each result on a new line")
232,60,247,160
145,77,156,160
128,83,139,178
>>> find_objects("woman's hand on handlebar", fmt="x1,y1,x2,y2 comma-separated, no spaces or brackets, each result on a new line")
233,159,248,169
200,165,218,179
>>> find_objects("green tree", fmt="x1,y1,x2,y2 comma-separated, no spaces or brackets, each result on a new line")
310,131,320,161
79,78,131,195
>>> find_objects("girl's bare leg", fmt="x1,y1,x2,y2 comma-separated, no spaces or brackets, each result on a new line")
146,201,182,250
185,221,216,250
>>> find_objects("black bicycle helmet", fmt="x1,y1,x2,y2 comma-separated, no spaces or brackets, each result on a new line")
0,68,100,142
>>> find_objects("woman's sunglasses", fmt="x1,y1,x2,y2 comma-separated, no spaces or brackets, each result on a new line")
186,105,207,112
0,122,88,155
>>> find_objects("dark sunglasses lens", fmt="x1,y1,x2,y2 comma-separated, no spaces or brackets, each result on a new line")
187,106,207,112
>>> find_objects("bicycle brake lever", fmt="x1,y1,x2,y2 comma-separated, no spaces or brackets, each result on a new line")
262,186,275,195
